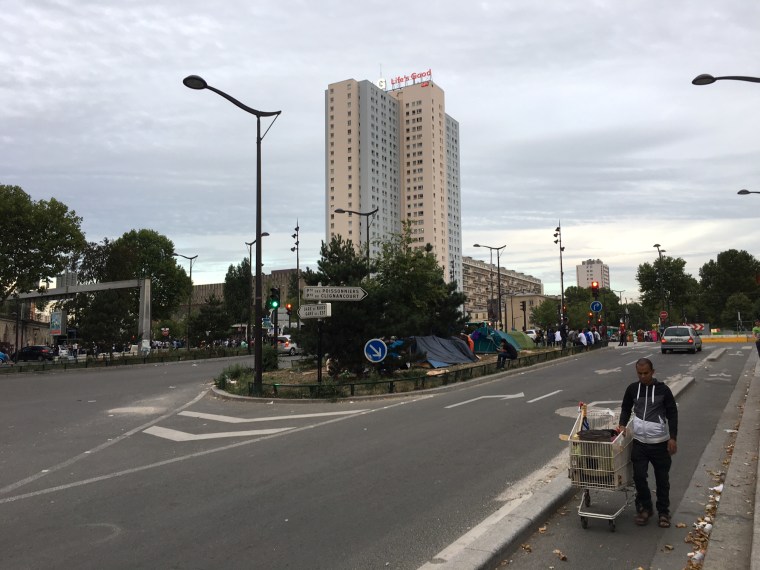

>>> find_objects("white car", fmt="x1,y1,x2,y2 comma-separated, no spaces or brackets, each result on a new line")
525,329,538,341
276,335,300,356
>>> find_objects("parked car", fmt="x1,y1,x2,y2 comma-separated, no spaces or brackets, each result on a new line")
661,326,702,354
525,329,538,342
276,335,299,356
13,345,55,362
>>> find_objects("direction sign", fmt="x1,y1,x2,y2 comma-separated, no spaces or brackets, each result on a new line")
298,303,332,319
364,338,387,363
303,286,368,302
590,301,603,312
659,310,669,320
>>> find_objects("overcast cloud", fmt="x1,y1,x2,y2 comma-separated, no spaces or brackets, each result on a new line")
3,0,759,301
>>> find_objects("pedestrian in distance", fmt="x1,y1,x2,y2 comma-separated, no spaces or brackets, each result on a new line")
496,339,517,368
618,358,678,528
753,319,760,358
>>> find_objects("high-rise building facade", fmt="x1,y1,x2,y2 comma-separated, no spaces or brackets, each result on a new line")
325,72,462,287
576,259,610,289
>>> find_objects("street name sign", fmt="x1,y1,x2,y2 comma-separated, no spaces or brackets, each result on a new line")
364,338,387,363
303,286,368,302
298,303,332,319
590,301,603,312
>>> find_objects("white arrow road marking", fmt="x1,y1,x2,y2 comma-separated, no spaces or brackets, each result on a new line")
527,390,562,403
178,410,369,424
144,426,294,442
445,393,524,409
595,367,622,374
708,372,732,378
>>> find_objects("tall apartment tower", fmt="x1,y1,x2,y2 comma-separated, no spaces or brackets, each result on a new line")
576,259,611,289
325,73,462,287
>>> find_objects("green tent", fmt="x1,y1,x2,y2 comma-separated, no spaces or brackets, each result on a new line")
471,325,530,353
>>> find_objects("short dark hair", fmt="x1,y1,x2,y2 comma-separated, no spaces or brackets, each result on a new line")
636,357,654,370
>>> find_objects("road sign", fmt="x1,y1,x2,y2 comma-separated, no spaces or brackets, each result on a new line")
364,338,387,363
298,303,332,319
590,301,603,312
303,286,368,302
659,311,669,320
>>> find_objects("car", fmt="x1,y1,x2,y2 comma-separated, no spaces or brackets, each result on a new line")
525,329,538,341
13,345,55,362
276,335,300,356
661,326,703,354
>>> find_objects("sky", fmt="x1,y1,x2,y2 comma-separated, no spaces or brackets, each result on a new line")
3,0,760,303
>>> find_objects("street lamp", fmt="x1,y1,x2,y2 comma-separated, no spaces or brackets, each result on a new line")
692,74,760,86
291,222,301,329
173,253,197,351
653,244,666,314
738,189,760,195
334,207,379,273
184,75,281,396
245,232,269,354
553,223,566,325
474,244,506,330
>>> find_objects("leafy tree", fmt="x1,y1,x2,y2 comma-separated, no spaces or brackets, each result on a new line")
699,250,760,326
531,298,562,330
76,289,136,354
721,293,755,330
0,184,86,303
189,294,232,346
223,258,251,326
636,255,698,324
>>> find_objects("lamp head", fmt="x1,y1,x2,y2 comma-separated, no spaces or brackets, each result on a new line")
738,189,751,195
692,74,716,86
555,226,560,232
653,243,661,248
554,239,558,244
291,247,296,252
183,75,208,90
334,208,346,214
473,243,481,248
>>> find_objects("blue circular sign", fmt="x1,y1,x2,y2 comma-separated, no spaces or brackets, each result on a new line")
364,338,388,363
590,301,603,312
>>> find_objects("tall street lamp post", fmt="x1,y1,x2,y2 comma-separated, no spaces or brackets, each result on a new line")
553,223,566,324
183,75,281,396
291,222,301,329
653,243,667,314
474,244,506,330
245,232,269,354
334,207,379,274
173,253,197,351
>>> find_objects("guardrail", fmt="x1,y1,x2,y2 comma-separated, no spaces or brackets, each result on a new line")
238,344,592,399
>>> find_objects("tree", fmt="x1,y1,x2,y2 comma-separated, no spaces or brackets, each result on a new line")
0,184,86,303
699,250,760,326
189,294,232,346
70,230,191,346
636,255,697,324
721,293,755,330
223,258,251,326
531,298,562,330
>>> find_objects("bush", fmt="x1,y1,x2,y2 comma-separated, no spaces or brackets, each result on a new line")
215,363,253,396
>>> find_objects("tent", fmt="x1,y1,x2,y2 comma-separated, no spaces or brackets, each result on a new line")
470,325,529,353
409,335,478,368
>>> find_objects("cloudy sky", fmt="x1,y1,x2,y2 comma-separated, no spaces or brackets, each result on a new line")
3,0,759,302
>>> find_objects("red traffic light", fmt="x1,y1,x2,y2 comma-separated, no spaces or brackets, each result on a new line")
591,280,600,299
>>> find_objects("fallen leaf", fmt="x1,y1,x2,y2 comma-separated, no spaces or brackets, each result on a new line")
664,544,674,551
521,544,532,553
676,523,687,528
539,525,548,533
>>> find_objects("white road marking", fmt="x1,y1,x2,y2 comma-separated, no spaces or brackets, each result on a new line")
595,367,621,374
527,390,562,403
178,410,368,423
445,393,524,409
143,426,293,441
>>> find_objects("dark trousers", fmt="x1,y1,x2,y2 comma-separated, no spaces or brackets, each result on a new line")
755,338,760,357
631,439,671,515
496,353,511,368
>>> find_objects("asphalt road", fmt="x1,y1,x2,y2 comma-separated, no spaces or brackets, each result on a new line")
0,344,750,569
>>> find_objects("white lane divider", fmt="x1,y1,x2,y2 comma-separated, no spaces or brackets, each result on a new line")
178,410,369,423
144,426,294,442
527,390,562,403
445,393,524,409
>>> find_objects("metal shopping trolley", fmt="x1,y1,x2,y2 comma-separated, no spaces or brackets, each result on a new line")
565,405,634,531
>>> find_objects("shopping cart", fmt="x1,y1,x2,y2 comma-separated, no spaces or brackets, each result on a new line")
566,406,633,531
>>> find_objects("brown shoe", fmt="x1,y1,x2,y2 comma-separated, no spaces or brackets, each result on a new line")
634,508,653,526
658,513,671,528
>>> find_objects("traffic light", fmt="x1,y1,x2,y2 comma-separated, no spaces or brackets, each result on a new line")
267,287,280,310
520,301,526,311
588,311,593,324
591,281,599,299
285,303,292,316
